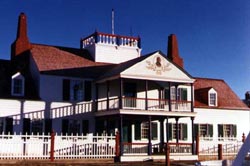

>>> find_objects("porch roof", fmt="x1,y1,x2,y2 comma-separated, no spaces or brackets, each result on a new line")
95,109,196,119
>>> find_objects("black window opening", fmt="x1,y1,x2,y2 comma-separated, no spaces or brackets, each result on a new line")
63,79,92,102
124,82,137,108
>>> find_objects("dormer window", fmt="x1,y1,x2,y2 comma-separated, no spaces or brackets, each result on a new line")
11,72,25,96
208,88,217,106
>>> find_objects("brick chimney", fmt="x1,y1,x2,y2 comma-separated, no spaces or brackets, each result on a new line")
11,13,31,58
167,34,184,68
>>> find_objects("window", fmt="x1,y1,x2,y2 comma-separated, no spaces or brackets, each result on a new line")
194,124,213,138
218,124,237,138
209,93,216,106
178,88,187,101
62,119,81,135
31,120,43,135
11,72,24,96
62,79,91,102
168,123,187,140
134,121,158,140
208,88,217,106
170,87,176,100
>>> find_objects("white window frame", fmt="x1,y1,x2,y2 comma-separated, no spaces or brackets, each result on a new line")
11,72,25,96
208,88,217,106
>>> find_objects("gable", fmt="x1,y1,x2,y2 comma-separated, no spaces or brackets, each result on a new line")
121,52,194,83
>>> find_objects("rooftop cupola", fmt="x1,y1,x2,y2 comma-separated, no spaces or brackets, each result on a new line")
11,13,31,58
80,32,142,64
167,34,184,68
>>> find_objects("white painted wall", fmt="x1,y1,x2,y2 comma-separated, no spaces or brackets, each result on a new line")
193,108,250,141
40,75,63,102
89,43,141,64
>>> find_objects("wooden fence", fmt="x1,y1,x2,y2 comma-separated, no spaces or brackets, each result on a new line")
0,132,115,160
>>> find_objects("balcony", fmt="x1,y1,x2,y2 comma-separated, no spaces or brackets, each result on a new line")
97,97,192,112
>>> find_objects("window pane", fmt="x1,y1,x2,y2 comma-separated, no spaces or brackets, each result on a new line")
13,79,23,94
141,122,149,139
209,93,216,106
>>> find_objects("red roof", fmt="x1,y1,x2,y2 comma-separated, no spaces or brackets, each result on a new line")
194,77,249,110
30,44,109,71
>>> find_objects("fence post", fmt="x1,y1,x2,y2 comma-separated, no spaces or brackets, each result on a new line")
196,135,200,156
218,144,223,160
50,130,55,162
165,143,170,166
115,131,120,162
115,131,120,157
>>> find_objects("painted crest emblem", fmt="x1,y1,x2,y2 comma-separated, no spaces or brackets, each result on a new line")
146,56,171,75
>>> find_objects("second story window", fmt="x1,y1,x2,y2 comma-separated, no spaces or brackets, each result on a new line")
11,72,25,96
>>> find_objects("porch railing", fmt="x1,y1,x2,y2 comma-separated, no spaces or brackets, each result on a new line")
168,143,193,154
122,142,193,155
97,97,191,112
123,142,148,155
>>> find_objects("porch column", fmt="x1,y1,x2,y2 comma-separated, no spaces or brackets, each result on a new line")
119,115,124,156
119,78,123,109
106,81,110,111
160,118,165,153
191,83,194,112
175,117,179,143
168,82,172,112
175,85,178,110
95,83,99,112
166,117,169,143
145,80,148,110
191,117,195,154
148,115,152,155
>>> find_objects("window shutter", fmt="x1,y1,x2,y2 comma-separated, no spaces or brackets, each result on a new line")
218,124,224,137
134,122,141,140
62,119,69,135
152,122,158,140
167,123,173,140
232,125,237,137
82,120,89,135
208,124,213,137
194,124,199,137
164,88,170,100
44,119,52,135
5,117,13,134
84,81,92,101
63,79,70,101
182,88,187,100
182,123,188,140
23,118,31,135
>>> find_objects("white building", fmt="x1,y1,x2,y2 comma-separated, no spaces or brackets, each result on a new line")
0,13,249,156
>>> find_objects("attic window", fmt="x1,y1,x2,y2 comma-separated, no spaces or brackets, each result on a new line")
208,88,217,106
11,72,25,96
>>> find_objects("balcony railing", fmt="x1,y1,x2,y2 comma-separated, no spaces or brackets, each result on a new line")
97,97,191,112
81,32,141,48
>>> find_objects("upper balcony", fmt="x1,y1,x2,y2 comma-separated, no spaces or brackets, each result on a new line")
81,32,141,49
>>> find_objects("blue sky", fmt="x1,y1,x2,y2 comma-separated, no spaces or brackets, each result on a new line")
0,0,249,98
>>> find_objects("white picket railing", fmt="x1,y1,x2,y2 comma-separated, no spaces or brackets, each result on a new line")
0,133,116,160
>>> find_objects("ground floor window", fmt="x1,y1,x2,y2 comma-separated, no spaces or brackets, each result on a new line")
135,121,158,140
168,123,187,141
31,119,43,135
194,124,213,138
218,124,237,138
62,119,89,135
